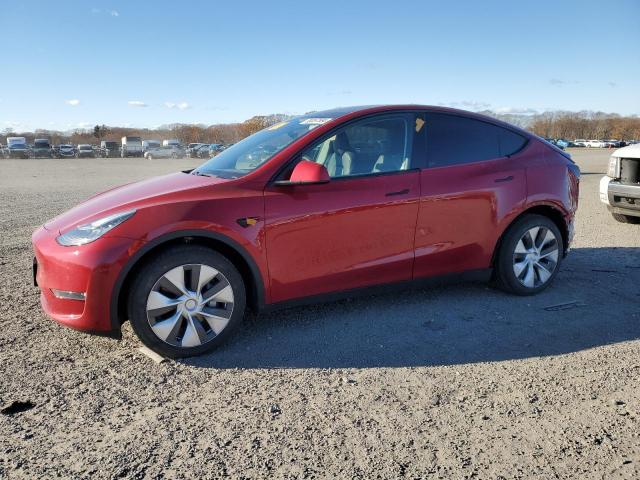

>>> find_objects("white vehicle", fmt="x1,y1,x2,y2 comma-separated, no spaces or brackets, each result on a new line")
600,143,640,224
144,145,183,160
586,139,607,148
574,139,588,147
121,136,143,158
7,136,27,147
142,140,161,152
162,139,180,147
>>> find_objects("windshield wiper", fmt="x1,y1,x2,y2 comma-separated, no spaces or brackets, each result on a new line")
191,170,212,177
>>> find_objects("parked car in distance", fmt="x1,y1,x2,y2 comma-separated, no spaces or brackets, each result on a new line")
32,105,580,358
208,143,225,156
555,139,571,148
574,139,588,147
6,137,30,159
144,145,184,160
586,139,607,148
605,139,623,148
56,144,76,158
544,138,564,150
100,141,120,158
142,140,161,153
600,143,640,224
121,136,144,158
186,143,206,158
163,139,181,148
31,138,53,158
76,144,95,158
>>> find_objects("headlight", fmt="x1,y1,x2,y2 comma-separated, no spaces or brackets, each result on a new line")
607,156,620,178
57,210,136,246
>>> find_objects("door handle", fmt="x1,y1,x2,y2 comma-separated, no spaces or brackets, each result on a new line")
385,188,410,197
494,175,514,183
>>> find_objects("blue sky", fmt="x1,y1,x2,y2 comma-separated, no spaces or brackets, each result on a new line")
1,0,639,131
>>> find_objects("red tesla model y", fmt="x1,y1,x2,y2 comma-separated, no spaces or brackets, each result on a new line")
32,105,580,357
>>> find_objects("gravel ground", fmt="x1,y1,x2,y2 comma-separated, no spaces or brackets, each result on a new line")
0,149,639,479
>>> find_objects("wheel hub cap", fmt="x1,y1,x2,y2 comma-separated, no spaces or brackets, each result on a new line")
512,226,559,288
146,264,234,348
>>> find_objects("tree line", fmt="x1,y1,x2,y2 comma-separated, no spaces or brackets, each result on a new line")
3,111,639,146
1,114,289,146
524,111,640,140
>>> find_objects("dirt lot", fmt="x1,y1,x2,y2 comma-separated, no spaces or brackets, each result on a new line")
0,149,639,479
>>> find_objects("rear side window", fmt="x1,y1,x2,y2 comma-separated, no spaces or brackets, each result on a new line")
499,128,528,156
426,113,526,167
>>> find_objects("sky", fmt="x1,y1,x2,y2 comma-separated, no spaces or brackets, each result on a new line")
1,0,639,132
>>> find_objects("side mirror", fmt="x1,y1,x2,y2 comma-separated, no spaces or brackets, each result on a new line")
273,160,330,186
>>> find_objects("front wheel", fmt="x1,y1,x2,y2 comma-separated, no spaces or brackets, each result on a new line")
128,246,246,358
493,214,563,295
147,154,153,160
612,213,640,224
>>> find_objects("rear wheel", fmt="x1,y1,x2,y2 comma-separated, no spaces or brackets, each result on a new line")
494,214,563,295
612,213,640,224
128,246,246,358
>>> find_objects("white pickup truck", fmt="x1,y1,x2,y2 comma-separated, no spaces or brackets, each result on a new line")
600,143,640,223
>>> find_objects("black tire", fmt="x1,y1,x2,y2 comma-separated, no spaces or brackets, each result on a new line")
612,213,640,224
127,245,246,358
493,214,564,295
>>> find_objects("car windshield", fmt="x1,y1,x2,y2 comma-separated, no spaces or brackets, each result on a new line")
193,117,332,178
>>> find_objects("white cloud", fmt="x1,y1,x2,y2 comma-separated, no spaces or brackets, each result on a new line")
110,10,119,17
165,101,191,110
549,78,580,86
494,106,538,115
65,99,81,106
440,100,491,111
128,100,148,107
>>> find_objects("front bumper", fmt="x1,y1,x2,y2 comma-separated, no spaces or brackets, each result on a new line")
8,150,30,158
32,226,136,337
600,176,640,218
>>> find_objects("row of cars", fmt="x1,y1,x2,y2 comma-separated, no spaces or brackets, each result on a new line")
1,136,231,159
544,138,637,149
185,143,228,159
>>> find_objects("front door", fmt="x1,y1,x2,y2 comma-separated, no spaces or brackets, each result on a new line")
264,113,422,303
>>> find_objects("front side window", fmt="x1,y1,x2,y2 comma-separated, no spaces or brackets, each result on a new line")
297,115,411,178
195,117,333,179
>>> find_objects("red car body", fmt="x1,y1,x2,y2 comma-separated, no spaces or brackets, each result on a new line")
32,105,580,338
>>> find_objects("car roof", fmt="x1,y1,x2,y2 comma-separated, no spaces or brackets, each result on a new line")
300,105,533,138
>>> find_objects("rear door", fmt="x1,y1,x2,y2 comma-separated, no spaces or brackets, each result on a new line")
413,112,528,278
264,113,423,303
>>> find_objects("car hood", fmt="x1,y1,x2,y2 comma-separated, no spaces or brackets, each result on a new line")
44,171,229,233
612,143,640,159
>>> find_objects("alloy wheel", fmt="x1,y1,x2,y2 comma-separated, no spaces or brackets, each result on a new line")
512,226,559,288
146,264,234,348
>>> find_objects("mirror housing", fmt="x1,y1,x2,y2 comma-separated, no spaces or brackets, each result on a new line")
274,160,330,186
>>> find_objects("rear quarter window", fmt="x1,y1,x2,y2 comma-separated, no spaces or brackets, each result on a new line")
499,128,528,156
426,113,526,167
